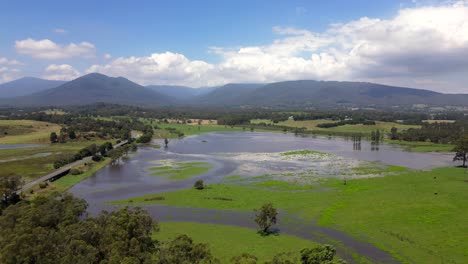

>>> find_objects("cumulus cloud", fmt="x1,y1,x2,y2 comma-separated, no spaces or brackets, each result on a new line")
15,39,95,59
43,64,80,80
85,1,468,91
87,52,219,86
103,53,112,59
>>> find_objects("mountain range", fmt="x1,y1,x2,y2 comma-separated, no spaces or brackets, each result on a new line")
0,73,467,109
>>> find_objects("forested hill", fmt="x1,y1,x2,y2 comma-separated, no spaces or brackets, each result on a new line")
209,80,468,108
5,73,175,107
0,77,65,98
1,74,468,109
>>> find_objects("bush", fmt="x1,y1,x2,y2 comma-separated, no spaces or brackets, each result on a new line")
194,180,204,190
92,155,103,162
39,182,48,189
70,168,82,175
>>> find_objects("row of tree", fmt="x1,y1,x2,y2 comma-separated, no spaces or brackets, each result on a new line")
390,121,468,144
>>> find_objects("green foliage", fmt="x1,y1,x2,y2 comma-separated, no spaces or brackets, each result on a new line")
452,135,468,167
265,252,298,264
231,253,258,264
50,131,58,143
0,174,22,210
300,245,345,264
70,168,82,175
155,234,218,264
0,194,157,264
194,179,205,190
38,182,48,188
254,203,278,235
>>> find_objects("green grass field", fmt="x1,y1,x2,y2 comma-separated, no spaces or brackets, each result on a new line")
155,222,318,263
0,120,61,144
386,140,454,152
154,122,246,138
53,158,112,192
114,167,468,264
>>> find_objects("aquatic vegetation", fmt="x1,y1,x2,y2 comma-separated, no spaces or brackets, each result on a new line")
280,149,326,156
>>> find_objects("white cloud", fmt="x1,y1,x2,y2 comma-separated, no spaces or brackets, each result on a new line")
85,1,468,92
87,52,219,86
0,57,22,65
43,64,80,80
103,53,112,59
53,28,68,34
15,38,95,59
0,67,20,83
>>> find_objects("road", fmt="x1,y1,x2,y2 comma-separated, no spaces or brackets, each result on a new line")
17,140,128,194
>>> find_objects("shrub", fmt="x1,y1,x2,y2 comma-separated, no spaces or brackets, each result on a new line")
194,180,204,190
92,155,103,162
39,182,48,189
70,168,82,175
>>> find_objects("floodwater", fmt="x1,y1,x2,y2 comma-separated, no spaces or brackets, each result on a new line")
0,144,43,150
70,131,454,263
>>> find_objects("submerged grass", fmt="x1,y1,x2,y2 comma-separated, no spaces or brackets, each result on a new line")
149,161,213,180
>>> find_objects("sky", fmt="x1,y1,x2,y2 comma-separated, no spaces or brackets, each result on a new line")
1,0,468,93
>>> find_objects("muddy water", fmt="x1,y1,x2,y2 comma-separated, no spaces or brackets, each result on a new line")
70,131,453,263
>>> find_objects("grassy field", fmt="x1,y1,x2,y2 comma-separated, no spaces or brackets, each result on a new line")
0,120,61,144
255,119,420,135
155,222,318,263
150,161,213,180
386,140,455,152
114,167,468,264
0,140,114,181
154,122,246,138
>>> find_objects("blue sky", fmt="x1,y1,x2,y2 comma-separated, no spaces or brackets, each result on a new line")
1,0,468,93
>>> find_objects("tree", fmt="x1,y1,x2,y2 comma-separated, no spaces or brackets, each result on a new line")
300,245,346,264
265,252,297,264
155,234,218,264
50,132,58,143
390,127,398,140
0,194,157,264
194,180,204,190
164,138,169,148
231,253,258,264
254,203,278,235
0,175,23,210
69,130,77,140
453,135,468,167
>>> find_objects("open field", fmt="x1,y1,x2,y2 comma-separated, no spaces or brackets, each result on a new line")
155,222,318,263
114,167,468,264
0,120,61,144
386,139,455,152
153,122,247,138
0,140,115,181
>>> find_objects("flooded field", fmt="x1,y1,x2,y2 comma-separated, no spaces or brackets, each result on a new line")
71,131,453,205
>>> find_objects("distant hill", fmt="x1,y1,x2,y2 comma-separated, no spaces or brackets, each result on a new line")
220,80,468,108
146,85,216,100
0,77,65,98
7,73,174,107
1,76,467,109
193,83,265,105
